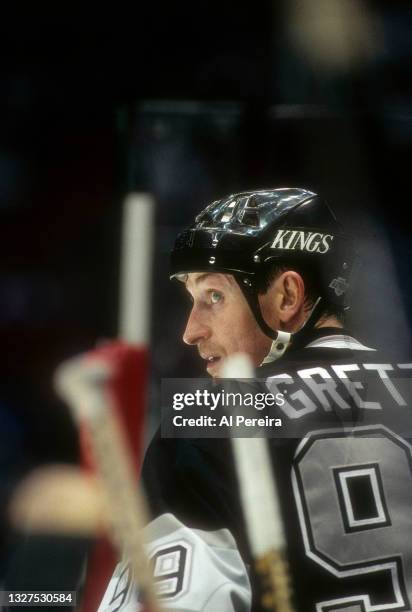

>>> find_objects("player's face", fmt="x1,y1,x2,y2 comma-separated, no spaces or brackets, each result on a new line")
183,272,273,376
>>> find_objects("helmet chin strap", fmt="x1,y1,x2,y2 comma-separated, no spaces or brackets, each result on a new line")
236,275,323,365
261,297,323,364
261,329,292,364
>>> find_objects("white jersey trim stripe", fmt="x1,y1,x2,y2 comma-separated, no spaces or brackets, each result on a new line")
305,335,376,351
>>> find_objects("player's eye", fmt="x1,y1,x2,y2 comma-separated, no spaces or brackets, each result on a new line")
210,291,223,304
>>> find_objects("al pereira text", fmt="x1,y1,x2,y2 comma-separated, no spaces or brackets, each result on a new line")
173,415,283,428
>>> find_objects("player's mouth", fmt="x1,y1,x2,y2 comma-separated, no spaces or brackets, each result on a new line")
200,353,222,374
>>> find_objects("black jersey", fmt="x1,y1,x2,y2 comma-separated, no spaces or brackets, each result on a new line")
99,328,412,612
258,329,412,612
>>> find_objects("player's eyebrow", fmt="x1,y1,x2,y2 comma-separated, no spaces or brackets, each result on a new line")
194,273,234,287
185,272,234,291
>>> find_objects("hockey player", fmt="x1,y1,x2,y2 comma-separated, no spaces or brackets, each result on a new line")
100,188,412,611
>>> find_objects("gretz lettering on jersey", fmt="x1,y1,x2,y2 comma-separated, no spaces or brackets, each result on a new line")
270,228,334,253
266,361,412,419
258,339,412,612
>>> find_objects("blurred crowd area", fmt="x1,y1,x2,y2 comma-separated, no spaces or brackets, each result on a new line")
0,0,411,593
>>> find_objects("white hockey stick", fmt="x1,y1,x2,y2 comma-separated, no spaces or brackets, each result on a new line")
55,193,160,611
222,353,295,612
55,356,160,612
118,193,154,345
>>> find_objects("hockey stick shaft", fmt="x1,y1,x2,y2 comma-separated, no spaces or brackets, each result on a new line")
222,354,295,612
56,194,160,611
119,193,154,344
55,356,160,612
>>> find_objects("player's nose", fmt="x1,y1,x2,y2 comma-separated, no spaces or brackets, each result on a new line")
183,308,211,345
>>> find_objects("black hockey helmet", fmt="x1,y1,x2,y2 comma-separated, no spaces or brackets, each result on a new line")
171,188,354,354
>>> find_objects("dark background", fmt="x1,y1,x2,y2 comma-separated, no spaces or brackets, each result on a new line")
0,1,411,579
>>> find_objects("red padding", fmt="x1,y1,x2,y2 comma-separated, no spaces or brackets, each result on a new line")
79,341,149,612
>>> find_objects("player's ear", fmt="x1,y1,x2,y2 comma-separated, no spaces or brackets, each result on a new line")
276,271,305,324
